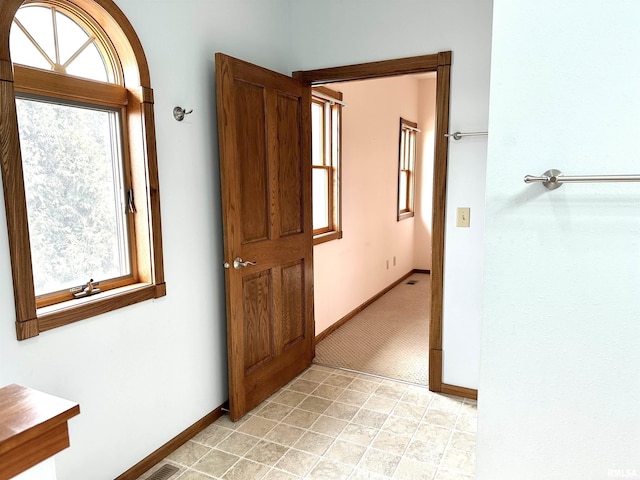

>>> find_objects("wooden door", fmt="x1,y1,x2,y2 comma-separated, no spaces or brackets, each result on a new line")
215,53,314,420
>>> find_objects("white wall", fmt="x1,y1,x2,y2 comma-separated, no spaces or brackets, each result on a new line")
313,76,419,335
289,0,493,388
479,1,640,478
0,1,290,478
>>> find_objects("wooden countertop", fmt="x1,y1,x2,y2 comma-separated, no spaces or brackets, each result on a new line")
0,384,80,480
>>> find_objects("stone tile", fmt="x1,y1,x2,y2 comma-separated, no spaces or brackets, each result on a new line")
363,395,399,414
167,441,210,467
404,439,445,466
324,374,355,388
307,459,353,480
413,423,451,447
214,414,248,430
401,387,434,407
312,383,346,400
178,471,216,480
449,431,476,452
192,424,233,447
355,373,383,383
287,379,320,394
440,448,475,476
298,395,332,414
392,457,437,480
216,432,261,456
256,402,293,422
272,390,307,408
262,469,301,480
382,416,420,437
455,414,477,434
423,410,457,429
310,364,335,373
349,379,381,394
370,430,411,456
429,395,462,415
274,448,320,477
324,401,359,421
435,469,473,480
337,423,379,447
293,431,334,455
237,416,278,437
352,409,389,429
459,402,478,418
309,415,348,436
359,448,402,477
265,424,306,447
281,408,319,429
324,440,367,466
244,440,289,466
193,449,240,477
349,468,389,479
222,459,270,480
336,389,371,407
300,368,331,383
374,383,407,401
392,402,428,422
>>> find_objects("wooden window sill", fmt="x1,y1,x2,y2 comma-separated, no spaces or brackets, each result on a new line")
313,230,343,246
16,282,166,339
397,212,415,221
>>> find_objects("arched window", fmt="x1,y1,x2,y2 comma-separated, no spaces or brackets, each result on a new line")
0,0,165,340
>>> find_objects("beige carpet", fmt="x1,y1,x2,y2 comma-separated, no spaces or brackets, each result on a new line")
314,273,430,385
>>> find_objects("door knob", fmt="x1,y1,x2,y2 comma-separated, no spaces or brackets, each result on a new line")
233,257,257,269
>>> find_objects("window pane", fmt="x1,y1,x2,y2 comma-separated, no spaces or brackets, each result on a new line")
65,41,109,82
15,97,129,296
311,102,324,166
409,131,416,167
312,167,329,231
13,6,55,65
9,22,52,70
399,171,408,211
11,6,111,83
56,11,90,65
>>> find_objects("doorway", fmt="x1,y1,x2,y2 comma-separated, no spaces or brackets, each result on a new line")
294,51,452,394
311,73,436,386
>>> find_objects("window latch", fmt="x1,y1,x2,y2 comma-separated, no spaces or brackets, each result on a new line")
127,188,137,213
70,279,101,299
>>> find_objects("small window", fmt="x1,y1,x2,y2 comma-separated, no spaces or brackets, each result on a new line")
1,0,166,340
398,118,418,221
312,86,343,245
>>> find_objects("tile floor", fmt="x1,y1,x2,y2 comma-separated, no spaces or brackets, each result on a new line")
138,365,476,480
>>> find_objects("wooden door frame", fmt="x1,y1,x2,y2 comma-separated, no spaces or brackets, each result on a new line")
294,51,451,394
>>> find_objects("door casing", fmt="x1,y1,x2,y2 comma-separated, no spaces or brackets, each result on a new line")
294,51,451,394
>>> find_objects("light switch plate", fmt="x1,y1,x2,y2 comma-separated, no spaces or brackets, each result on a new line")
456,207,470,227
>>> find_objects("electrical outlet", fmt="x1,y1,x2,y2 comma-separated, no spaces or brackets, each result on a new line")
386,260,389,270
393,256,396,266
456,207,470,227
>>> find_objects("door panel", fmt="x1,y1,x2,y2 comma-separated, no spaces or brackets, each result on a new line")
242,269,274,373
236,81,269,244
281,260,305,348
277,93,304,236
216,53,314,420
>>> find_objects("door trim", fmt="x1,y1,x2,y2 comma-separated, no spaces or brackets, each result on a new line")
294,51,451,394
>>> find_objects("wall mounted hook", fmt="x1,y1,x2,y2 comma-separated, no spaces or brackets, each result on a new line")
173,106,193,121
